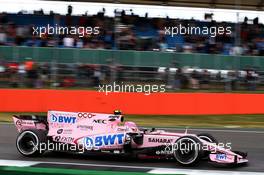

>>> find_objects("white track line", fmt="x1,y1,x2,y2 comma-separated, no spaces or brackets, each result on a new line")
148,168,264,175
0,159,40,167
0,159,263,175
0,159,159,169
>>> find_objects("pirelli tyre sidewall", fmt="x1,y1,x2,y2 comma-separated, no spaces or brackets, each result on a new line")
197,133,218,144
173,136,203,166
16,129,47,157
197,133,218,159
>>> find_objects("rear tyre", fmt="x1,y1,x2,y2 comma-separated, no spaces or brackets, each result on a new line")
16,129,47,157
173,136,203,166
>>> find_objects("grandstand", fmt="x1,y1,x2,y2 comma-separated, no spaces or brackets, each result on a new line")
52,0,264,11
0,10,262,54
0,0,263,91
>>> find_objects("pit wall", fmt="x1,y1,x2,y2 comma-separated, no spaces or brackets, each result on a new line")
1,89,263,115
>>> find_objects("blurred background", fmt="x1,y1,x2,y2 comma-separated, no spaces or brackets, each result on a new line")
0,0,264,91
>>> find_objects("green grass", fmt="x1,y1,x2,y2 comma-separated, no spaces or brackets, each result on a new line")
0,166,183,175
2,112,264,128
126,114,264,128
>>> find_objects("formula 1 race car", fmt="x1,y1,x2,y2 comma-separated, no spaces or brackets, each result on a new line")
13,110,248,166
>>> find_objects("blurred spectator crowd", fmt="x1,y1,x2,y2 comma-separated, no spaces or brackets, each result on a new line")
0,59,121,89
0,7,264,56
0,59,261,91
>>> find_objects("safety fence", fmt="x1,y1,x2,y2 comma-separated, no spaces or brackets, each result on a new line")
0,46,264,70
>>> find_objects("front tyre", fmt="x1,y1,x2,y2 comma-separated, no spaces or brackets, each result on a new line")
173,136,203,166
197,133,218,144
197,133,218,159
16,129,47,157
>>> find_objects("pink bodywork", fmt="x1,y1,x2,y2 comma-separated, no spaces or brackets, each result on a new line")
13,116,46,132
13,110,248,164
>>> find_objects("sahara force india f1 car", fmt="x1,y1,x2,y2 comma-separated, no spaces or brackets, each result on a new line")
13,110,248,166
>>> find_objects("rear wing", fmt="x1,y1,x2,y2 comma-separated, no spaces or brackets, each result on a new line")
13,115,48,132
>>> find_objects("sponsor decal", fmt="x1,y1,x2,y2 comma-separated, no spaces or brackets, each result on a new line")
108,115,119,121
216,154,227,160
78,113,95,118
16,120,34,126
16,120,22,127
148,138,173,143
117,128,128,132
57,129,63,134
77,125,93,131
93,119,107,124
54,136,74,143
84,133,124,147
50,114,77,124
57,129,72,134
63,129,73,134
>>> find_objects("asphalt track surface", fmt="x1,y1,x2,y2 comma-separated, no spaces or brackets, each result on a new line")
0,124,264,172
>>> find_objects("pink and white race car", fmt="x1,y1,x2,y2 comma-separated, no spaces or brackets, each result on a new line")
13,110,248,166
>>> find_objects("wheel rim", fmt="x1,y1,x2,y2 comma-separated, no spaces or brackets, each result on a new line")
17,131,39,155
174,138,199,165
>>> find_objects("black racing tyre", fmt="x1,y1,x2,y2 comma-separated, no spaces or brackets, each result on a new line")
197,133,218,159
16,129,47,157
173,136,203,166
197,133,218,144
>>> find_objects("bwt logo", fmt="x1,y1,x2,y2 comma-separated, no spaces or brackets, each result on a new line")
51,114,77,124
84,133,124,147
216,154,227,160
